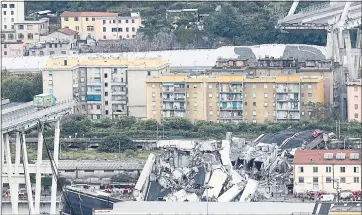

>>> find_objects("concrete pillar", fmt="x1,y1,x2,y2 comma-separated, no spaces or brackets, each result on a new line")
22,133,35,214
0,133,4,214
326,31,334,60
356,28,361,49
15,132,21,175
50,120,60,215
343,30,355,80
34,129,44,214
287,0,299,16
4,134,18,214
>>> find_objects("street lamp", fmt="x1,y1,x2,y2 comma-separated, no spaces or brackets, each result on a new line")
331,178,341,204
203,184,213,215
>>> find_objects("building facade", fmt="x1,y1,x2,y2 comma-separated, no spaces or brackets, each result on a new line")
0,40,24,57
95,12,142,40
146,75,324,123
42,58,169,119
28,28,79,56
1,0,24,32
60,11,142,40
293,150,361,194
14,18,49,44
347,79,362,122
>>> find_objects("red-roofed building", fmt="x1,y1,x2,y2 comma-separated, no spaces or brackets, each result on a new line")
60,11,142,40
293,150,361,194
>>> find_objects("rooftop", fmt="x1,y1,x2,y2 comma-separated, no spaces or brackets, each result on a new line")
58,27,78,36
14,18,49,24
146,75,324,83
60,11,118,17
44,58,169,70
108,202,316,215
347,79,362,86
293,150,361,165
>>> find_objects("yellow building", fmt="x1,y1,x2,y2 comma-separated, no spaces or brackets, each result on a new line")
146,75,324,123
60,11,118,39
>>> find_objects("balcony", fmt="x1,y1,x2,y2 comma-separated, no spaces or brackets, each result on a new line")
220,96,242,101
220,107,243,110
174,88,186,93
219,115,243,119
276,87,299,93
163,97,174,102
112,91,126,95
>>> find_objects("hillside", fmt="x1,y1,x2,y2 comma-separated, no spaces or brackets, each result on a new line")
25,2,327,49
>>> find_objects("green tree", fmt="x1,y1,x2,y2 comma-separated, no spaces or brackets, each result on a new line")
98,135,134,152
60,115,92,136
306,102,339,122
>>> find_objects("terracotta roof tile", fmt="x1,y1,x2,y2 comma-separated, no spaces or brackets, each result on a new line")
60,11,118,17
58,28,78,36
294,150,361,165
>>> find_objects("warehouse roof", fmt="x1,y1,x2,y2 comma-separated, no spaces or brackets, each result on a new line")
1,44,326,72
108,202,316,215
56,159,145,170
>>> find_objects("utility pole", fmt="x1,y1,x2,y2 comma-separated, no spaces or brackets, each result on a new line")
156,123,159,141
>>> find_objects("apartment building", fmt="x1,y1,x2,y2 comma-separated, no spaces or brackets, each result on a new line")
60,11,142,40
347,79,362,122
43,57,169,119
95,12,142,40
14,18,50,44
1,0,25,39
146,75,324,123
293,150,361,194
28,28,79,56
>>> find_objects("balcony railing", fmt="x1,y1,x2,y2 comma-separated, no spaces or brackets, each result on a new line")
174,88,186,93
220,107,243,110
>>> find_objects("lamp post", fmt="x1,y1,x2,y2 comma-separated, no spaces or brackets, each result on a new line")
331,178,341,204
203,184,213,215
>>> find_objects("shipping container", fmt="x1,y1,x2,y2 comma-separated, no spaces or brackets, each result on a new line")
33,93,56,108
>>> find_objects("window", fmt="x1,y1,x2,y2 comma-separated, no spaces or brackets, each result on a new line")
194,102,197,107
87,26,94,31
354,87,358,91
245,102,247,106
252,93,256,98
64,170,75,172
340,167,345,173
18,33,24,39
105,110,109,115
74,17,79,21
252,110,256,116
147,71,151,76
252,84,256,89
209,84,212,89
313,167,318,173
152,110,156,115
86,17,89,21
152,102,156,107
209,111,213,116
253,102,256,107
11,11,14,15
354,96,358,101
264,84,268,89
208,93,212,98
104,73,108,78
112,28,117,32
103,36,106,39
92,18,95,21
326,177,331,183
9,4,14,8
299,167,304,173
313,177,318,183
298,177,304,183
4,51,7,56
104,170,114,172
103,20,106,24
354,177,359,183
61,51,66,54
18,25,24,30
2,4,7,8
355,113,359,119
354,167,359,173
340,177,346,183
132,19,135,23
103,27,106,32
105,83,108,87
118,19,122,23
194,92,197,98
209,103,212,107
54,44,57,48
26,25,33,30
105,101,108,105
264,93,268,98
3,11,6,15
105,92,108,96
64,17,69,21
126,27,129,32
326,167,331,173
126,19,129,23
308,93,312,98
76,26,79,31
3,25,7,29
355,104,359,109
132,27,135,32
84,170,94,172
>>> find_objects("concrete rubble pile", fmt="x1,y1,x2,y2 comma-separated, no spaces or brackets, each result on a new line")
133,132,293,202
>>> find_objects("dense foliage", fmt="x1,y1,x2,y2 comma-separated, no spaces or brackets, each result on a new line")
1,72,43,102
25,2,327,47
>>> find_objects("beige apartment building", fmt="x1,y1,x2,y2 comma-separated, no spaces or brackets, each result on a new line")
14,18,49,44
60,11,142,40
347,79,362,122
293,150,361,194
43,57,169,119
146,75,324,123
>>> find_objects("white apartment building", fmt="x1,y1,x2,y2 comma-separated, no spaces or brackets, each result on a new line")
293,150,361,194
42,57,169,119
14,18,49,44
1,0,25,41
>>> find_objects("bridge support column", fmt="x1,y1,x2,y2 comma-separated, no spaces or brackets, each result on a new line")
0,133,4,214
22,133,35,214
4,134,19,214
356,28,361,48
343,29,356,80
34,128,44,214
15,132,21,175
50,120,60,215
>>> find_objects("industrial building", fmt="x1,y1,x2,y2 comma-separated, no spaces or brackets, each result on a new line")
293,150,361,194
146,75,324,123
42,57,169,119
